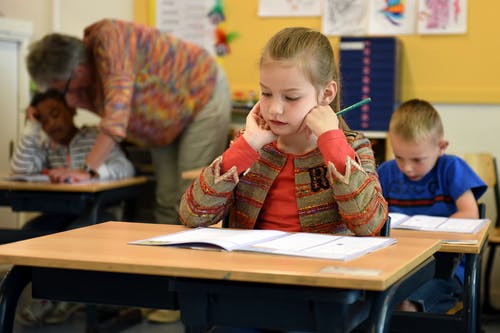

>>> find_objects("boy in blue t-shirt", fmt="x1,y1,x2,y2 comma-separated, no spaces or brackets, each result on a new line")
378,99,487,313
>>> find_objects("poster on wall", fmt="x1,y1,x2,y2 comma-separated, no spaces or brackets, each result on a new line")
258,0,322,17
322,0,368,35
156,0,215,53
368,0,418,35
417,0,467,34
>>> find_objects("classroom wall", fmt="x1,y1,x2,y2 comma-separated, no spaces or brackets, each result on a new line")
2,0,500,304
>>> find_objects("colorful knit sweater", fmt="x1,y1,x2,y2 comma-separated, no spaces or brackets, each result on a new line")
83,19,218,147
180,131,388,236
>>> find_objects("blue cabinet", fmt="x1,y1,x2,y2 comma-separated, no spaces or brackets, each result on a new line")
339,37,400,132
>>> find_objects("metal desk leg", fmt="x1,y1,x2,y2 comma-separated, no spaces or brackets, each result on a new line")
0,266,32,333
483,244,499,314
87,193,105,225
463,251,482,333
367,257,435,333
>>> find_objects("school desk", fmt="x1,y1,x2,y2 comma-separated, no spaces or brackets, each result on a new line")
0,222,440,333
0,176,148,227
390,222,490,333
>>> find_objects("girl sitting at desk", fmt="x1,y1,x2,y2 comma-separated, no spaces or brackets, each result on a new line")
179,27,388,236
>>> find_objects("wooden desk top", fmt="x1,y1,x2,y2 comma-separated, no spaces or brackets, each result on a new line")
0,222,440,291
391,221,490,254
181,168,203,180
0,176,148,193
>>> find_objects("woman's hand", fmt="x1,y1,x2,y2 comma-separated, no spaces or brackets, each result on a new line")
242,101,277,150
303,104,340,137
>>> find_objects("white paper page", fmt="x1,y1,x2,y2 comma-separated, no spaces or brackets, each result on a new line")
417,0,468,34
131,228,287,251
155,0,215,54
258,0,321,17
247,233,395,261
304,236,394,257
398,215,447,229
322,0,368,36
437,218,487,233
388,213,410,227
250,232,339,251
368,0,417,35
5,174,50,182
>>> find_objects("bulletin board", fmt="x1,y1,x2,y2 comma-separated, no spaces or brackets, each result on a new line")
134,0,500,104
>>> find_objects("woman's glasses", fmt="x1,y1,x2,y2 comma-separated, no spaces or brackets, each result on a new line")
62,71,73,98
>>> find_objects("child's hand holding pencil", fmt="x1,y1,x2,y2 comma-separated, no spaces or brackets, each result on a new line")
304,98,372,138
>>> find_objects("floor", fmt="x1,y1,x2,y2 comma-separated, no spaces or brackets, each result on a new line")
13,306,185,333
10,306,500,332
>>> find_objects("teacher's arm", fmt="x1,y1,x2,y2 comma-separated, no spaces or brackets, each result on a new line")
85,133,117,171
84,21,136,170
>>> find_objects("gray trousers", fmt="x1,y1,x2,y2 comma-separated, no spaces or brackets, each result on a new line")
150,66,231,224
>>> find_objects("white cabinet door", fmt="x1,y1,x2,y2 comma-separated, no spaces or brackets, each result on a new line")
0,40,20,228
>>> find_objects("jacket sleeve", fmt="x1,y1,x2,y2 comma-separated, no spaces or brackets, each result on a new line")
10,121,48,174
85,20,135,141
326,131,388,236
179,156,240,227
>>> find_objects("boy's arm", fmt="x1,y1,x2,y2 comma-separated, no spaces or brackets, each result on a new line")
451,189,480,219
95,144,135,180
10,120,48,174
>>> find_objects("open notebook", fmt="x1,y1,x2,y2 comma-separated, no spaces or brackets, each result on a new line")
389,213,488,234
4,174,50,182
129,227,396,261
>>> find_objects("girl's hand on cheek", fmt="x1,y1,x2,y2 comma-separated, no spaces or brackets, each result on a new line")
304,105,339,137
243,101,277,150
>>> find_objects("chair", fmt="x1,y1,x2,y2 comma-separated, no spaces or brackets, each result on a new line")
458,152,500,313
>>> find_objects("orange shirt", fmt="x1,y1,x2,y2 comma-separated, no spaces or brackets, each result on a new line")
221,130,355,232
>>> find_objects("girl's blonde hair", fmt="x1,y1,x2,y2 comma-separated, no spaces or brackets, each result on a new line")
389,99,444,142
260,27,349,130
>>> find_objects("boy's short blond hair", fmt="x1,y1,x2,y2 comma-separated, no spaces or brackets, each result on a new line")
389,99,443,142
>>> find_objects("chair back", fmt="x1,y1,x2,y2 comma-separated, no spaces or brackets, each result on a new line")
457,152,500,227
380,215,391,236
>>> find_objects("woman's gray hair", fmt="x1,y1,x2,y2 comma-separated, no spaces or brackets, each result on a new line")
26,33,87,90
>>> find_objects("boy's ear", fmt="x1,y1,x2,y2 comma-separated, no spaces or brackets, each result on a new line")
438,139,449,154
319,81,337,106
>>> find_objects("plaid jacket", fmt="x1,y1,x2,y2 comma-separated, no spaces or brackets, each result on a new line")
180,131,388,236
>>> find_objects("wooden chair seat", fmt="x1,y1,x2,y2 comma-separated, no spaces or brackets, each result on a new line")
458,152,500,314
488,228,500,244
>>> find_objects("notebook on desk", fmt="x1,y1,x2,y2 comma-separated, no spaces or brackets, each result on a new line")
4,174,50,182
129,227,397,261
389,213,488,234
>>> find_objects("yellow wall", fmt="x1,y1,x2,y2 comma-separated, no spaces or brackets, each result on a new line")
135,0,500,104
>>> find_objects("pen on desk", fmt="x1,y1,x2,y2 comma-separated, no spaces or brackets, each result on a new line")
337,97,372,116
